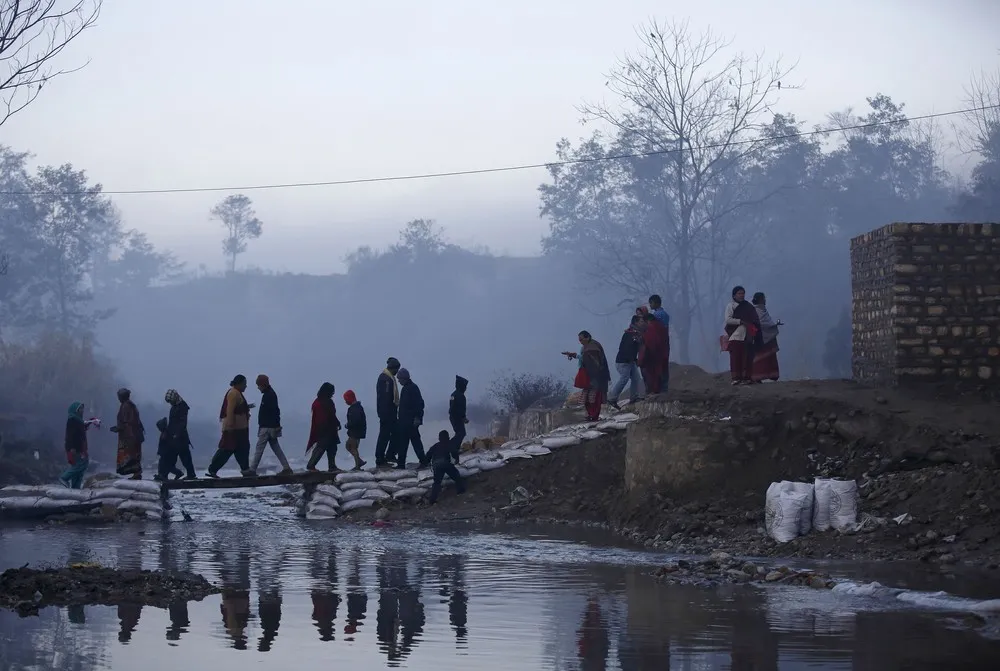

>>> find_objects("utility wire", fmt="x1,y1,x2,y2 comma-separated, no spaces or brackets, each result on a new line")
4,104,998,197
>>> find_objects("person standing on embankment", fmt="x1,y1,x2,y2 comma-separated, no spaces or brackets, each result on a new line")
426,429,465,504
563,330,611,421
448,376,469,451
394,368,426,469
112,388,145,479
206,375,255,478
60,402,98,489
609,315,645,409
375,357,401,467
648,294,671,392
249,374,293,476
343,389,367,471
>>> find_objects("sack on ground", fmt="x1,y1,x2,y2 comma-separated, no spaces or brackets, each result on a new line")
315,484,343,499
339,481,369,491
765,482,811,543
0,496,43,509
117,499,162,515
363,488,391,500
478,459,506,471
395,477,419,488
42,486,95,502
579,430,605,441
311,492,341,509
335,471,375,485
107,479,161,495
340,488,366,502
393,487,427,500
524,445,553,456
541,436,579,449
813,478,833,531
612,413,640,423
500,449,532,460
306,502,339,519
456,466,480,478
376,470,412,482
782,480,814,535
341,498,375,512
828,479,859,530
376,481,403,494
0,485,46,498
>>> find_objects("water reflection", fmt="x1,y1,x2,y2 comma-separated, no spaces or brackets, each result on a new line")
0,523,999,669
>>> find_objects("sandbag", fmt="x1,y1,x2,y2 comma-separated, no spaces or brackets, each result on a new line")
117,500,162,515
783,481,814,535
315,484,343,498
524,445,553,456
0,496,43,509
541,436,579,449
500,449,532,460
393,487,427,500
765,482,811,543
362,489,391,501
828,479,859,531
612,413,640,422
341,498,375,512
42,487,95,502
460,458,481,471
578,430,606,441
33,497,78,509
340,488,366,503
107,479,161,495
310,492,341,509
306,503,339,519
376,481,403,494
339,481,369,491
456,466,480,478
813,479,833,532
335,471,375,484
499,438,533,450
395,478,419,488
0,485,45,498
91,496,127,508
375,470,412,482
97,488,160,504
416,469,433,482
478,459,506,471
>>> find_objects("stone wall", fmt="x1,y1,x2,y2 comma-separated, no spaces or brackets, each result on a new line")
850,222,1000,387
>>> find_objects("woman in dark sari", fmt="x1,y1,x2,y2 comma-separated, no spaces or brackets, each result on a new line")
563,330,611,421
750,292,782,382
112,388,145,478
722,286,761,385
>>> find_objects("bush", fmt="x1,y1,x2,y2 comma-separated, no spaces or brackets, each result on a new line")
487,371,569,413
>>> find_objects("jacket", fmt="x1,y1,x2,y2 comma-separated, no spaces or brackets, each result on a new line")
167,401,192,450
308,397,341,447
65,417,88,460
345,402,367,439
376,371,398,421
425,439,459,466
397,380,425,425
258,386,281,428
614,329,642,364
449,376,468,422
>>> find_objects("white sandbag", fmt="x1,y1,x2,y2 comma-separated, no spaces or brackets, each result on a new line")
828,479,859,531
42,486,95,502
578,430,606,441
92,497,127,508
499,438,533,450
478,459,506,471
500,449,532,460
97,487,160,504
460,458,481,471
765,482,810,544
612,413,640,423
416,469,433,482
0,496,43,509
813,478,833,532
306,503,339,520
339,481,370,491
456,466,480,478
0,485,46,498
376,481,403,494
595,420,621,431
117,500,163,515
33,497,79,509
340,488,366,503
395,478,419,488
782,481,814,535
335,471,375,484
341,498,375,512
541,436,579,449
108,479,161,495
310,492,341,509
524,445,553,456
362,488,391,500
375,469,412,482
315,484,343,499
393,487,428,500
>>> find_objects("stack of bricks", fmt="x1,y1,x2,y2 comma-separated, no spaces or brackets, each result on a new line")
850,222,1000,388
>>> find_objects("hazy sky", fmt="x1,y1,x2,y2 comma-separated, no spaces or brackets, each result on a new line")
2,0,998,273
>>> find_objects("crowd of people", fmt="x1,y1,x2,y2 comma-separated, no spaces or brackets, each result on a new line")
59,363,472,492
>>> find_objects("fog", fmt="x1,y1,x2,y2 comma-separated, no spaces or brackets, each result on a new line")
1,0,999,465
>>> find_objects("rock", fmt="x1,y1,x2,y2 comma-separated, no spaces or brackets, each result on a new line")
764,571,783,582
741,562,757,576
709,550,732,562
375,508,390,522
939,554,958,565
726,569,751,582
807,575,829,589
925,530,939,542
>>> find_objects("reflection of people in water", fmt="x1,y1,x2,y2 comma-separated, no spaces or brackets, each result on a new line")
167,601,190,642
310,550,341,642
67,604,86,625
344,548,367,640
376,550,426,663
215,545,252,650
577,597,610,671
436,555,468,644
258,588,282,652
118,604,143,643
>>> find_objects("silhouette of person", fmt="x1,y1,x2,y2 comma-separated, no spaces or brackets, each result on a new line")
118,604,143,644
344,549,367,640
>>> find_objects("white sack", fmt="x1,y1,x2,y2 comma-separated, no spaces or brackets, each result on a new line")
612,413,640,423
416,469,433,482
456,466,480,478
0,485,45,498
541,436,580,449
579,430,606,441
315,484,343,498
42,487,95,502
107,479,161,495
92,497,127,508
393,487,428,500
813,478,833,532
828,479,859,531
376,481,403,494
395,478,419,488
335,471,375,484
306,503,339,519
117,500,162,515
766,482,810,544
478,459,506,471
341,498,375,512
524,445,553,456
460,458,481,471
311,492,341,509
98,488,160,504
500,449,532,460
0,496,43,509
781,481,814,535
499,438,533,450
339,481,369,491
340,488,366,503
376,470,412,482
362,488,391,500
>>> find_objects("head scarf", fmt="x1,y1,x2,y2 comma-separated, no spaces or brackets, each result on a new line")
164,389,182,405
255,374,269,387
343,389,357,405
68,402,84,422
117,388,131,401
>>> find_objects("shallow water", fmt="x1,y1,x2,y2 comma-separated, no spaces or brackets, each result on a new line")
2,491,1000,670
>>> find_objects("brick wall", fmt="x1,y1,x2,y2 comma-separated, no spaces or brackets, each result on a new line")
850,223,1000,388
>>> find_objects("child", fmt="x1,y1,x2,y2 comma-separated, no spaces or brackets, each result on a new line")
343,390,367,471
154,417,184,481
425,429,465,504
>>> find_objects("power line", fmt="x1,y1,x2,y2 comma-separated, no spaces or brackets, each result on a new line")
5,104,998,197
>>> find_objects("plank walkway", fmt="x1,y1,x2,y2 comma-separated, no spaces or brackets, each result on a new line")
162,471,341,491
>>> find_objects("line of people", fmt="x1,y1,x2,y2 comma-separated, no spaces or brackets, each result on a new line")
59,360,472,489
721,286,782,385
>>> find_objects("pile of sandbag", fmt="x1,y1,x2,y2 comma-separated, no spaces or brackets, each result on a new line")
301,470,432,520
0,479,164,520
765,478,858,543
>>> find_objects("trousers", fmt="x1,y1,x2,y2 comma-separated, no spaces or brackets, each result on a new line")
374,419,396,465
429,462,465,503
251,427,291,471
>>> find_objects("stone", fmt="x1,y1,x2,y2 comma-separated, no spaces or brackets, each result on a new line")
764,571,783,582
939,553,958,565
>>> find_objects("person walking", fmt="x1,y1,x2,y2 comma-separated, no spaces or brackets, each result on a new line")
306,382,342,472
425,429,465,504
562,331,611,422
206,375,255,478
374,357,401,467
394,368,426,469
154,417,182,482
448,376,469,452
608,315,645,409
112,388,145,479
60,402,98,489
164,389,197,480
343,389,368,471
248,374,293,476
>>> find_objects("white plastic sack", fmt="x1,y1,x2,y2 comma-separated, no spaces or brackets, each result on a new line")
42,487,95,502
341,498,375,512
376,470,412,482
306,503,339,519
377,481,403,494
0,485,45,498
315,484,343,499
341,488,366,503
478,459,506,471
499,438,533,450
33,497,78,509
395,478,419,488
578,430,606,441
362,488,391,500
460,458,481,471
393,487,427,500
339,481,369,491
117,500,162,515
456,466,480,478
524,445,553,456
612,413,640,423
783,481,814,535
108,479,161,495
92,497,127,508
335,471,375,484
0,496,43,509
311,492,341,509
541,436,579,449
813,479,833,532
500,449,532,460
828,480,859,531
98,488,160,504
416,469,434,482
765,482,810,543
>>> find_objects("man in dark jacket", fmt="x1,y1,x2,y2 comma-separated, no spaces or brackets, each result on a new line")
249,374,292,476
448,375,469,451
343,389,367,471
393,367,426,468
425,429,465,504
608,315,646,409
375,357,401,467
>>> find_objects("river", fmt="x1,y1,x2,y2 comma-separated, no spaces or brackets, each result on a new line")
1,487,999,670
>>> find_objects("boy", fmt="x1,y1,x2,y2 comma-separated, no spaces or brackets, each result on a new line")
425,429,465,504
343,389,368,471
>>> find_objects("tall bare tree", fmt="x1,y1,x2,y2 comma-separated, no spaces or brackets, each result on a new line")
210,193,263,273
0,0,102,126
542,19,793,361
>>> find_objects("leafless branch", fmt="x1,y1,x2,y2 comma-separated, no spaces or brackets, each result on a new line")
954,67,1000,156
0,0,102,126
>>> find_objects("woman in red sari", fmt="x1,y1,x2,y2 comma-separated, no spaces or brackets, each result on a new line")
639,313,669,394
112,388,145,479
563,331,611,421
722,285,762,385
750,292,782,382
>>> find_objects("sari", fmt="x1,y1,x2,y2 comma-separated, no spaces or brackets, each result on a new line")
580,340,610,420
751,304,780,382
640,319,669,394
723,300,761,383
116,400,144,476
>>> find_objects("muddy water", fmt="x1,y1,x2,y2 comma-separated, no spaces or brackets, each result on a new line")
1,489,1000,670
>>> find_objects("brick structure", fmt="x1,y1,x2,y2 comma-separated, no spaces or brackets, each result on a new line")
850,223,1000,387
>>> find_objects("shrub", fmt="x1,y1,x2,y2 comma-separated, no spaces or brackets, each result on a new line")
487,371,569,413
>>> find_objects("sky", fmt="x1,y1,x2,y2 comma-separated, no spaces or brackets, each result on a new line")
2,0,999,274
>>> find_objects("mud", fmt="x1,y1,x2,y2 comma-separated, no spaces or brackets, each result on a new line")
0,565,221,616
652,551,836,589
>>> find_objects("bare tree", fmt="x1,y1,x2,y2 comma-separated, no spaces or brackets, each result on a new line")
545,19,793,361
0,1,102,126
210,193,263,273
957,67,1000,156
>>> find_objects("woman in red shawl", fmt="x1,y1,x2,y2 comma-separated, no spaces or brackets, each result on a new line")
306,382,341,472
562,331,611,421
639,313,669,395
